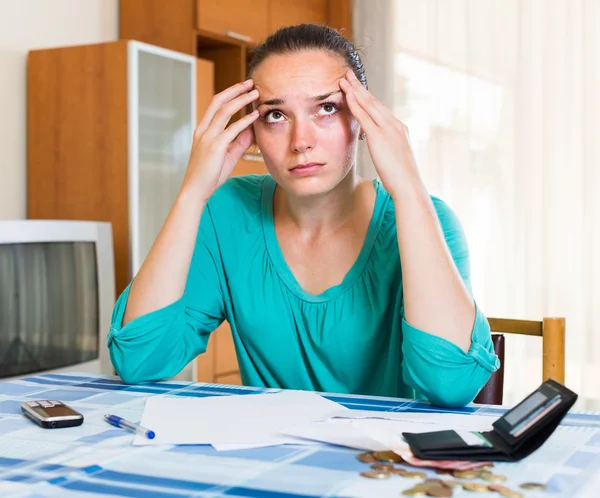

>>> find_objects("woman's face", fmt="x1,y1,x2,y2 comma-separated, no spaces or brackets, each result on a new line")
251,50,360,198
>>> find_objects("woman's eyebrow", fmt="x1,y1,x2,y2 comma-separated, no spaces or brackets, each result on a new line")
257,90,342,108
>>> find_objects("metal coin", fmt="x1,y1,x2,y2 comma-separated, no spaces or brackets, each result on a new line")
435,469,454,476
402,489,427,497
403,471,428,479
424,479,445,486
453,470,479,479
373,450,403,463
414,484,433,491
520,482,547,491
392,468,409,476
357,452,378,464
487,484,509,493
462,482,489,492
371,463,394,471
360,470,391,479
499,491,524,498
482,473,507,482
441,480,462,488
426,485,452,497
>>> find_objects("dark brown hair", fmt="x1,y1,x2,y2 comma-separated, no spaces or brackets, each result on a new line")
248,24,368,89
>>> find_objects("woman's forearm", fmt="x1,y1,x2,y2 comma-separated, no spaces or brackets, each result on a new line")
392,172,475,352
122,187,207,327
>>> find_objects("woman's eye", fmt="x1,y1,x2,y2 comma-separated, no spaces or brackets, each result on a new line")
264,111,285,123
318,103,338,116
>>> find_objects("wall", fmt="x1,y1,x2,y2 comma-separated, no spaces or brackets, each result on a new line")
0,0,119,219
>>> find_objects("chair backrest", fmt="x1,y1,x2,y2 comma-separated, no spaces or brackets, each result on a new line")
474,317,566,405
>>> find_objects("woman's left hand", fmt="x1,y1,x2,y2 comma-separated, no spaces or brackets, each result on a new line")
339,69,420,196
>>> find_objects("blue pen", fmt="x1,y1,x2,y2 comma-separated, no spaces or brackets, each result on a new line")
104,414,155,439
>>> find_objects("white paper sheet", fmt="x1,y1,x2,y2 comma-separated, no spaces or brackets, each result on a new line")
325,409,496,432
133,390,347,446
281,411,496,451
281,418,389,451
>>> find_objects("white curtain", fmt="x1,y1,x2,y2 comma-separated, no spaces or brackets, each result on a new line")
354,0,600,409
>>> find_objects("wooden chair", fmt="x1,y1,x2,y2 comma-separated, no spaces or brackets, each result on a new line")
474,317,566,405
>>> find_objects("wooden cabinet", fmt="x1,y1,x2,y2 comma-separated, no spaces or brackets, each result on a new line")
197,0,269,44
28,41,197,297
269,0,328,33
120,0,196,55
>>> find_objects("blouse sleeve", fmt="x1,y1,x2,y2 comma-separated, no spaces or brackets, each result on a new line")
107,204,226,384
401,197,500,407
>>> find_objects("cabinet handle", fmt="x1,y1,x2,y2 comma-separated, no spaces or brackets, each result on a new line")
226,30,252,43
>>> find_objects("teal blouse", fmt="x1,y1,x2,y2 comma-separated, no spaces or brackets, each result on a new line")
108,175,499,407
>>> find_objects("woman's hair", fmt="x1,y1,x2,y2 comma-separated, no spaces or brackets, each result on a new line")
248,24,367,89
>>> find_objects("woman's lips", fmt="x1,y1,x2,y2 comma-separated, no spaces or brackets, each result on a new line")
290,163,325,176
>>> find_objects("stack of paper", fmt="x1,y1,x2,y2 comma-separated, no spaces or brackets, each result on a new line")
133,390,347,448
133,390,497,455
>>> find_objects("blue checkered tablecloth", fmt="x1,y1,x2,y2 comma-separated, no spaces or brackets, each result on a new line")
1,373,599,498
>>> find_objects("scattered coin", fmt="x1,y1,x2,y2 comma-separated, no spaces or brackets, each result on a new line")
463,482,489,492
424,479,445,486
435,469,455,476
392,468,409,476
441,480,462,488
426,485,452,497
403,471,428,479
402,489,427,497
360,470,391,479
371,463,394,471
520,482,547,491
453,470,479,479
482,473,507,483
357,452,378,464
499,490,524,498
373,450,404,463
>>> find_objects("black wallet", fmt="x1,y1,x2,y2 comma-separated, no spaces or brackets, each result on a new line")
403,379,578,462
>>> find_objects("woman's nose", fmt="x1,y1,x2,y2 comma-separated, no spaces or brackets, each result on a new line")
290,120,316,154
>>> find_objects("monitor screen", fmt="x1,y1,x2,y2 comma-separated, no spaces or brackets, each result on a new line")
0,241,99,378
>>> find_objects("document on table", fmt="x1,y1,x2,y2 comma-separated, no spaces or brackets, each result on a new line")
133,390,347,447
281,410,496,451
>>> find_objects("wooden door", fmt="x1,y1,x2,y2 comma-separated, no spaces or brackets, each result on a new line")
268,0,328,33
197,0,269,44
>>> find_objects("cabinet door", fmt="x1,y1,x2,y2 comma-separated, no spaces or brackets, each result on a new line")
269,0,328,33
131,43,196,274
197,0,269,44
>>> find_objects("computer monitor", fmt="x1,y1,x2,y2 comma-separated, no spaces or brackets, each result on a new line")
0,220,115,380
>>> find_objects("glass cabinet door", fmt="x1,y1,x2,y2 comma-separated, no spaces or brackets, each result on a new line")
129,42,196,274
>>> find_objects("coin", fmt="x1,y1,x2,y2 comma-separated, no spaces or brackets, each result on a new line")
360,470,391,479
441,480,462,488
357,452,378,464
426,485,452,497
463,482,489,492
424,479,445,486
482,473,507,482
371,463,394,471
435,469,454,475
392,468,409,476
520,482,547,491
403,471,428,479
487,484,509,493
499,491,524,498
373,450,403,463
402,489,427,497
453,470,479,479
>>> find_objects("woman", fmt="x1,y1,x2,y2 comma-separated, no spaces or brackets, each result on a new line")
108,24,499,407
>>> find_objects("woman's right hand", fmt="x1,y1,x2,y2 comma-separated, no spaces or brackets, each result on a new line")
182,78,260,203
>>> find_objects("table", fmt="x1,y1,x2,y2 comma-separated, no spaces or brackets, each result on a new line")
1,373,599,498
